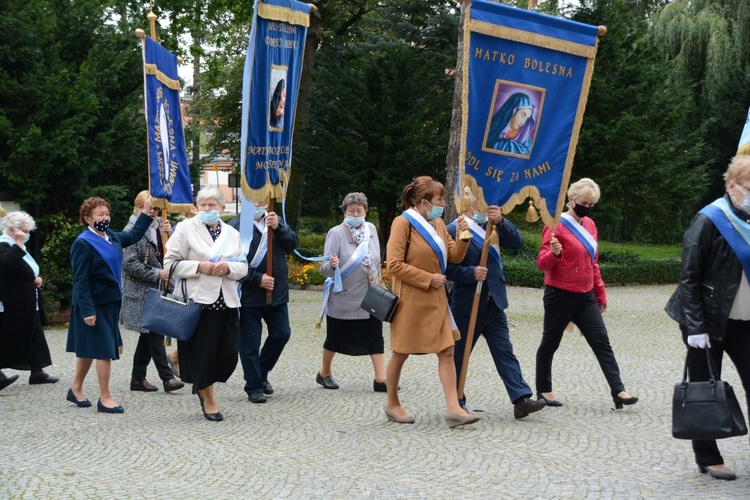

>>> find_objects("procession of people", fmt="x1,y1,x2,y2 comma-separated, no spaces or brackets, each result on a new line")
3,157,750,480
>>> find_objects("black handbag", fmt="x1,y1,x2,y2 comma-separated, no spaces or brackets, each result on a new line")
672,347,748,440
140,262,203,342
360,283,399,322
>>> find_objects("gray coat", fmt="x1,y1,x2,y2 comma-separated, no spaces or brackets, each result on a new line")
120,215,163,333
320,222,380,320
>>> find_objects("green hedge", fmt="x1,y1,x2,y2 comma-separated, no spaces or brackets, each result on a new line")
503,253,681,288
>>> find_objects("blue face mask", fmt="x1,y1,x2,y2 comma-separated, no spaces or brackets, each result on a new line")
472,212,488,225
345,216,365,227
199,210,221,225
425,201,444,221
254,205,268,220
23,233,30,244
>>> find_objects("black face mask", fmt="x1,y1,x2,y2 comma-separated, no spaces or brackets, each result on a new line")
572,202,592,218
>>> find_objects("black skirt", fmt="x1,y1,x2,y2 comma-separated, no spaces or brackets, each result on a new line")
324,315,384,356
0,311,52,371
178,308,239,390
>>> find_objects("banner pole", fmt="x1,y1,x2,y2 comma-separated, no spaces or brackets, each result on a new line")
456,220,494,401
266,195,274,304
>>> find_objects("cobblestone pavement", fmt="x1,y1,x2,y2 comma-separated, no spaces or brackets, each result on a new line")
1,285,748,498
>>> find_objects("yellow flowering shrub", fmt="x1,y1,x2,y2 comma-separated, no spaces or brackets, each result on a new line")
287,255,325,286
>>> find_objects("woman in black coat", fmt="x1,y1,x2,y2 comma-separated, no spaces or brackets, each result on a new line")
0,211,58,386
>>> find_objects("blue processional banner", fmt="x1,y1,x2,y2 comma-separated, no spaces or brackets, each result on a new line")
460,0,600,226
738,106,750,156
143,37,193,212
240,0,310,204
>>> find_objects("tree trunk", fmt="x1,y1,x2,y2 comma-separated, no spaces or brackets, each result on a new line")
444,3,468,223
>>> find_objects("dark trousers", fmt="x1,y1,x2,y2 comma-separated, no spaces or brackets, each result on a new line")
683,320,750,467
536,287,625,397
239,303,291,395
131,331,173,382
454,297,532,405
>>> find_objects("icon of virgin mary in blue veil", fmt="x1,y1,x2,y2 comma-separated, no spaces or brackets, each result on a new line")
486,92,536,156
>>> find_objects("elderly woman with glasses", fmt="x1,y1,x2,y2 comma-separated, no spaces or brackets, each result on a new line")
316,192,386,392
0,211,58,387
164,186,247,421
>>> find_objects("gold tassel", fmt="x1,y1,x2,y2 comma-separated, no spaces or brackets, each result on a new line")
164,337,171,347
565,322,574,333
315,322,321,329
119,345,124,355
526,200,539,223
453,329,461,342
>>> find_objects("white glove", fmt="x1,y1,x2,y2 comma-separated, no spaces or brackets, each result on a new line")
687,333,711,349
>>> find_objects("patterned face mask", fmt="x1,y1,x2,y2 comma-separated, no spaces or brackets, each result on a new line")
93,220,111,232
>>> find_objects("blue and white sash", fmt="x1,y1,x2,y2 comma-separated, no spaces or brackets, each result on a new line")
248,220,269,269
0,234,40,277
402,209,459,335
700,198,750,284
402,209,448,272
77,229,123,291
559,213,597,264
317,224,371,327
464,218,502,270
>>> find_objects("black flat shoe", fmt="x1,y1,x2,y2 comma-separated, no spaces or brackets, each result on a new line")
248,391,267,403
612,394,638,409
262,380,274,395
537,392,563,407
316,372,339,390
29,372,59,385
66,388,92,408
0,374,19,392
699,465,736,480
97,399,124,414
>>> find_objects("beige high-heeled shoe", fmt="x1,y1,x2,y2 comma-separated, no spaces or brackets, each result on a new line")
384,405,415,424
444,410,480,428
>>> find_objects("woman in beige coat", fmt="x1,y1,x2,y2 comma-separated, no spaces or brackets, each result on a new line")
385,176,480,428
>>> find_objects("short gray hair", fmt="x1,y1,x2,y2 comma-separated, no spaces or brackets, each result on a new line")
340,192,368,212
196,186,225,207
3,211,36,235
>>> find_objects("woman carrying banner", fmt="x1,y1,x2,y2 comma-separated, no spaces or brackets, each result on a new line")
120,191,184,394
66,197,153,412
0,211,58,386
316,192,386,391
486,92,536,155
164,186,247,421
535,178,638,410
385,176,479,428
664,155,750,481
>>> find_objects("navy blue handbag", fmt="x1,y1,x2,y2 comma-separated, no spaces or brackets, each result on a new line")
141,262,202,341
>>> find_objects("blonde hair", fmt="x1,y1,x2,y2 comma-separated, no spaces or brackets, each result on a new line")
724,155,750,187
133,190,150,214
567,178,601,203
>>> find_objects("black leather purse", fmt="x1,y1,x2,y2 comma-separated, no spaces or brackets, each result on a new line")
360,283,399,322
672,347,748,440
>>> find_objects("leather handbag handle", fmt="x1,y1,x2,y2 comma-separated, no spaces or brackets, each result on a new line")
682,346,719,384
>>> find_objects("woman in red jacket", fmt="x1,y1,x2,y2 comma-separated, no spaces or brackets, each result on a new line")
535,178,638,409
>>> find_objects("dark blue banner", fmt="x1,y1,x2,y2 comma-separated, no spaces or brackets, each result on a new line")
240,0,310,204
143,37,193,212
461,0,599,226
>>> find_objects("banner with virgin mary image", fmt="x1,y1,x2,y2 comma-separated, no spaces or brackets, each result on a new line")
460,0,600,225
240,0,310,204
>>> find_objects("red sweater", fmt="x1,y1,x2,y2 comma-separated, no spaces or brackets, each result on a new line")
536,217,607,305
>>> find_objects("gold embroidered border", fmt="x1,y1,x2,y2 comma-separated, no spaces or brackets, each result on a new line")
468,19,597,59
144,64,181,91
739,144,750,155
258,2,310,27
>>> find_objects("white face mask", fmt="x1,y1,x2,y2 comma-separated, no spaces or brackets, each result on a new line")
253,205,268,220
734,183,750,213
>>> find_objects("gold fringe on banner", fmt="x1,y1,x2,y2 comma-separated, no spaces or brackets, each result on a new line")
739,144,750,155
526,200,539,223
241,168,288,204
468,19,597,59
144,63,181,91
257,1,310,27
150,198,196,212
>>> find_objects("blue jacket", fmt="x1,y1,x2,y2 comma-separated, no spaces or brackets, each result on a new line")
446,218,523,314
